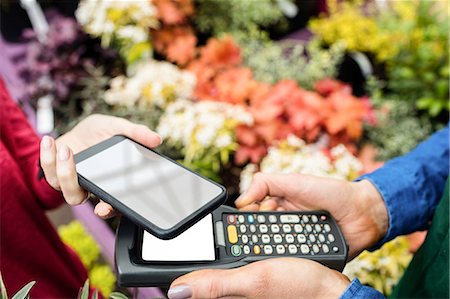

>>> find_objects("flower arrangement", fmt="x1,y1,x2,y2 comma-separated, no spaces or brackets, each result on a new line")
157,99,253,180
104,60,196,108
76,0,159,66
344,237,412,296
58,221,115,297
239,135,362,192
182,36,372,165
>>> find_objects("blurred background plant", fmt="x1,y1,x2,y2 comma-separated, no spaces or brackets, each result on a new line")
194,0,292,39
379,1,449,121
75,0,158,66
344,237,413,297
58,221,115,297
309,0,396,62
241,38,345,90
309,0,449,126
17,11,122,135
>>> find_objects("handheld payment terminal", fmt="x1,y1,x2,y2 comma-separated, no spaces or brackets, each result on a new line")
115,206,348,287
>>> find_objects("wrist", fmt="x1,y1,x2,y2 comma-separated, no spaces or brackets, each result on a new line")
352,180,389,248
321,270,351,298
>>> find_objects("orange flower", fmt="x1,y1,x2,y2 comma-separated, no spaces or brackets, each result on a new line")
325,91,368,139
152,26,197,65
199,36,242,68
166,33,197,65
214,67,256,104
154,0,194,25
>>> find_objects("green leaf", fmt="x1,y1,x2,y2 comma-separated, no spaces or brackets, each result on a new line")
416,97,433,109
91,289,98,299
435,79,449,99
79,279,90,299
1,273,8,299
11,282,35,299
109,292,129,299
429,100,443,117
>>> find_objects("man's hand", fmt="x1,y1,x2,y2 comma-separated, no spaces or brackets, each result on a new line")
167,258,350,299
235,173,389,259
39,114,161,218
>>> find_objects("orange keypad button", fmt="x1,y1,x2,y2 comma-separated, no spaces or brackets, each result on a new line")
227,225,238,244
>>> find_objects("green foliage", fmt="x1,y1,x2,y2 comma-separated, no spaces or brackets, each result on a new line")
10,282,35,299
79,280,90,299
58,222,116,297
1,273,7,299
379,1,449,120
109,292,129,299
241,38,345,89
0,274,35,299
365,97,433,161
194,0,290,38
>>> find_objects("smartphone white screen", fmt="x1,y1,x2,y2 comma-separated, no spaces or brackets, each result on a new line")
76,139,223,230
142,214,215,261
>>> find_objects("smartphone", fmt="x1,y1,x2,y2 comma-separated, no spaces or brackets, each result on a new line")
74,135,227,239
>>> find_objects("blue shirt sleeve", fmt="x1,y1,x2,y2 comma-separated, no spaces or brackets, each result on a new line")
357,124,449,247
340,279,385,299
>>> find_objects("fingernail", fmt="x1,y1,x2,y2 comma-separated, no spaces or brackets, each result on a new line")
96,204,109,217
235,196,247,205
156,133,163,145
58,144,70,161
41,136,52,149
167,285,192,299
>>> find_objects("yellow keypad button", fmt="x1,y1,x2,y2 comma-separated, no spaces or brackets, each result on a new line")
253,245,261,255
227,225,238,244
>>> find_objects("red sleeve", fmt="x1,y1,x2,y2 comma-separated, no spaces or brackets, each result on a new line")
0,78,64,210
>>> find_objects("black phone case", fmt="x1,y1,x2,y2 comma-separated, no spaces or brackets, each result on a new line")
74,135,227,240
115,206,348,287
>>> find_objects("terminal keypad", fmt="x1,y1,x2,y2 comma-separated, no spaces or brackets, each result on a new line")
224,213,341,257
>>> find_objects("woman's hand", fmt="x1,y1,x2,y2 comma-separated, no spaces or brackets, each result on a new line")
235,173,389,259
39,114,161,218
167,258,350,299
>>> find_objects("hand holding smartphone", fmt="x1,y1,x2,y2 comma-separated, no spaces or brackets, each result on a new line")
74,135,227,239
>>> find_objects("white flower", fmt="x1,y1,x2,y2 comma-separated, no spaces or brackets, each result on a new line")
116,25,148,43
104,60,196,108
104,76,140,106
239,135,363,193
157,99,253,159
76,0,158,55
215,134,233,148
